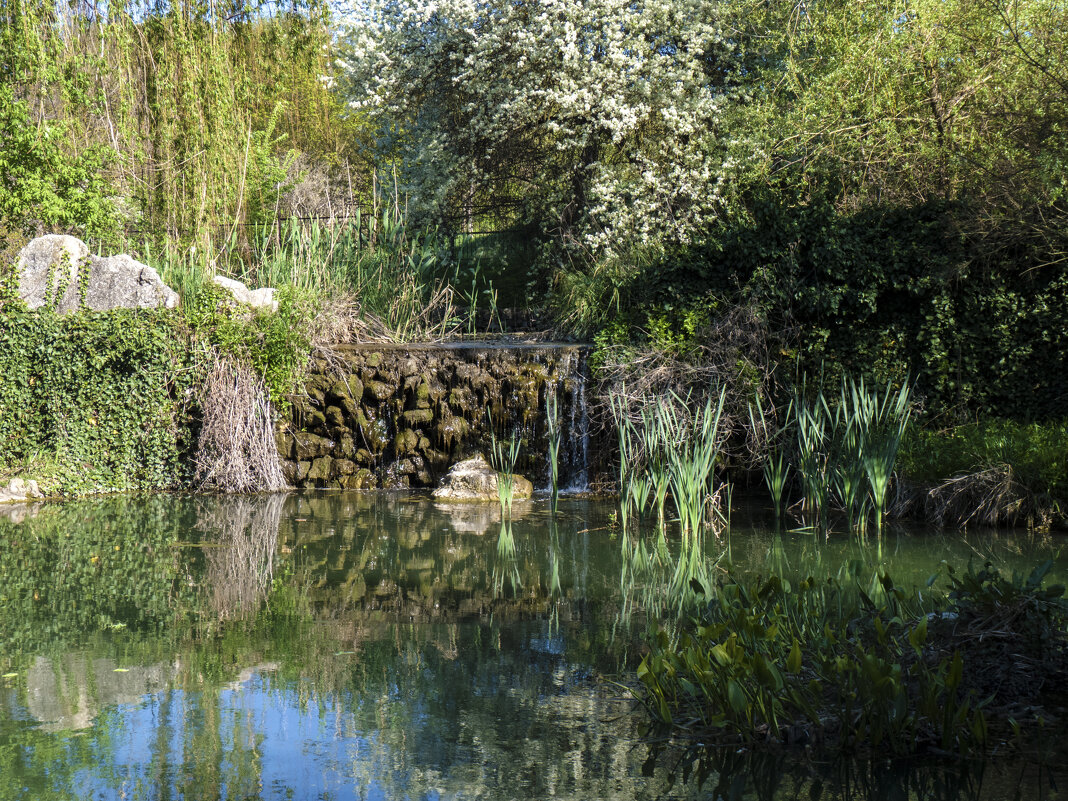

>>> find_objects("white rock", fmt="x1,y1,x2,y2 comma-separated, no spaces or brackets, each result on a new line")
17,235,179,313
0,477,44,504
213,275,279,312
432,455,533,502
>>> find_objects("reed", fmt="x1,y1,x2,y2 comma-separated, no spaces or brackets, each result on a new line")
858,380,912,535
487,415,521,516
546,391,561,512
749,395,791,524
794,388,833,532
787,377,913,536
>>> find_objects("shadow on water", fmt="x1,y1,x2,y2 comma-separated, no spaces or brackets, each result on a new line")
0,492,1065,799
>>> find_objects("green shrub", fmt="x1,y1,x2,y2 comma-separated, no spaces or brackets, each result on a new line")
0,303,192,494
899,419,1068,503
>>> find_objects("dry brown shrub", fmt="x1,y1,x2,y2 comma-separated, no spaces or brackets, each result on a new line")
924,465,1032,528
195,356,287,493
593,302,783,466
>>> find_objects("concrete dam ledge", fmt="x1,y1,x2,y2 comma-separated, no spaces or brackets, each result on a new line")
277,342,591,491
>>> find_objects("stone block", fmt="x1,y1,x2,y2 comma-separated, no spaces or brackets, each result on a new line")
307,456,333,482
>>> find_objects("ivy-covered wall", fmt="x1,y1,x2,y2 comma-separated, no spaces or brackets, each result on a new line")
0,305,192,494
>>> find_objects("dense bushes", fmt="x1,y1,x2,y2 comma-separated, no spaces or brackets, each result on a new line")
0,304,191,493
602,199,1068,423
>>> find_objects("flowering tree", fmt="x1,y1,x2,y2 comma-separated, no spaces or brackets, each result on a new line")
335,0,755,259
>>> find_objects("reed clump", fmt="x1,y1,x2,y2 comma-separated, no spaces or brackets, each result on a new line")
194,356,287,493
752,377,914,536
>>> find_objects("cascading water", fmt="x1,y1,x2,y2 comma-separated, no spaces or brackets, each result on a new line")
557,349,590,493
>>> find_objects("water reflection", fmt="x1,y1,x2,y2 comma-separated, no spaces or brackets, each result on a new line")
199,494,284,619
0,492,1065,800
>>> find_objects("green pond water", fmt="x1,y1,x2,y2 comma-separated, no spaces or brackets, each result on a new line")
0,492,1066,800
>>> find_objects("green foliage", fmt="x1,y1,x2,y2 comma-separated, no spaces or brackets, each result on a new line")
945,561,1068,659
620,199,1068,422
0,496,198,653
637,566,992,755
0,304,192,494
179,280,314,407
0,274,315,494
0,84,118,244
2,0,359,254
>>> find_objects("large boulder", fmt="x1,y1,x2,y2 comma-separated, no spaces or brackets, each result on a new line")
17,235,179,313
432,455,533,502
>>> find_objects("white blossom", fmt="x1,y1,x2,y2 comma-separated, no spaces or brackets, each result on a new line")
334,0,751,257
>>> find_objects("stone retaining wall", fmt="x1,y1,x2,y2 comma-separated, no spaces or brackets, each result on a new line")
276,343,590,490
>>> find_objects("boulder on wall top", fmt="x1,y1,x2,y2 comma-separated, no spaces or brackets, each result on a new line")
16,235,179,314
212,275,278,312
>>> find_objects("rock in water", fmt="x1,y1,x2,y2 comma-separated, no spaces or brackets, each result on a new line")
17,235,179,313
432,455,533,501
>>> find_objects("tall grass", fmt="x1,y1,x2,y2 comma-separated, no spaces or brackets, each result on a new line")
546,392,561,511
487,415,521,517
150,206,496,343
749,395,791,524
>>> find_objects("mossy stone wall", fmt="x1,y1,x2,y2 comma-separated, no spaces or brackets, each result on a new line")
277,343,589,490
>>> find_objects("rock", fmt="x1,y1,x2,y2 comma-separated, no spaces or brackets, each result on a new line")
395,428,419,456
365,380,396,402
294,432,332,461
275,430,295,460
402,408,434,426
212,275,278,312
17,235,179,314
281,460,299,485
307,456,333,482
336,434,356,459
0,477,44,504
431,455,533,502
334,459,356,476
325,406,345,428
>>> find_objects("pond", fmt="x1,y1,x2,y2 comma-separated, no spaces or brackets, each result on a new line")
0,493,1066,800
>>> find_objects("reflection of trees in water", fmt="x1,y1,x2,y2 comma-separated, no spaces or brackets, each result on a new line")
646,744,1021,801
197,494,284,619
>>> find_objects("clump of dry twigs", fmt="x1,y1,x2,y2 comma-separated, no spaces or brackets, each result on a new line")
593,302,782,469
924,465,1035,528
194,355,287,493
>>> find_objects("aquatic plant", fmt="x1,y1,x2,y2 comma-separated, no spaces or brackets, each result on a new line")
856,380,912,534
487,414,521,516
749,395,791,523
665,389,727,539
546,391,561,511
786,377,913,535
636,565,998,756
794,387,833,531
